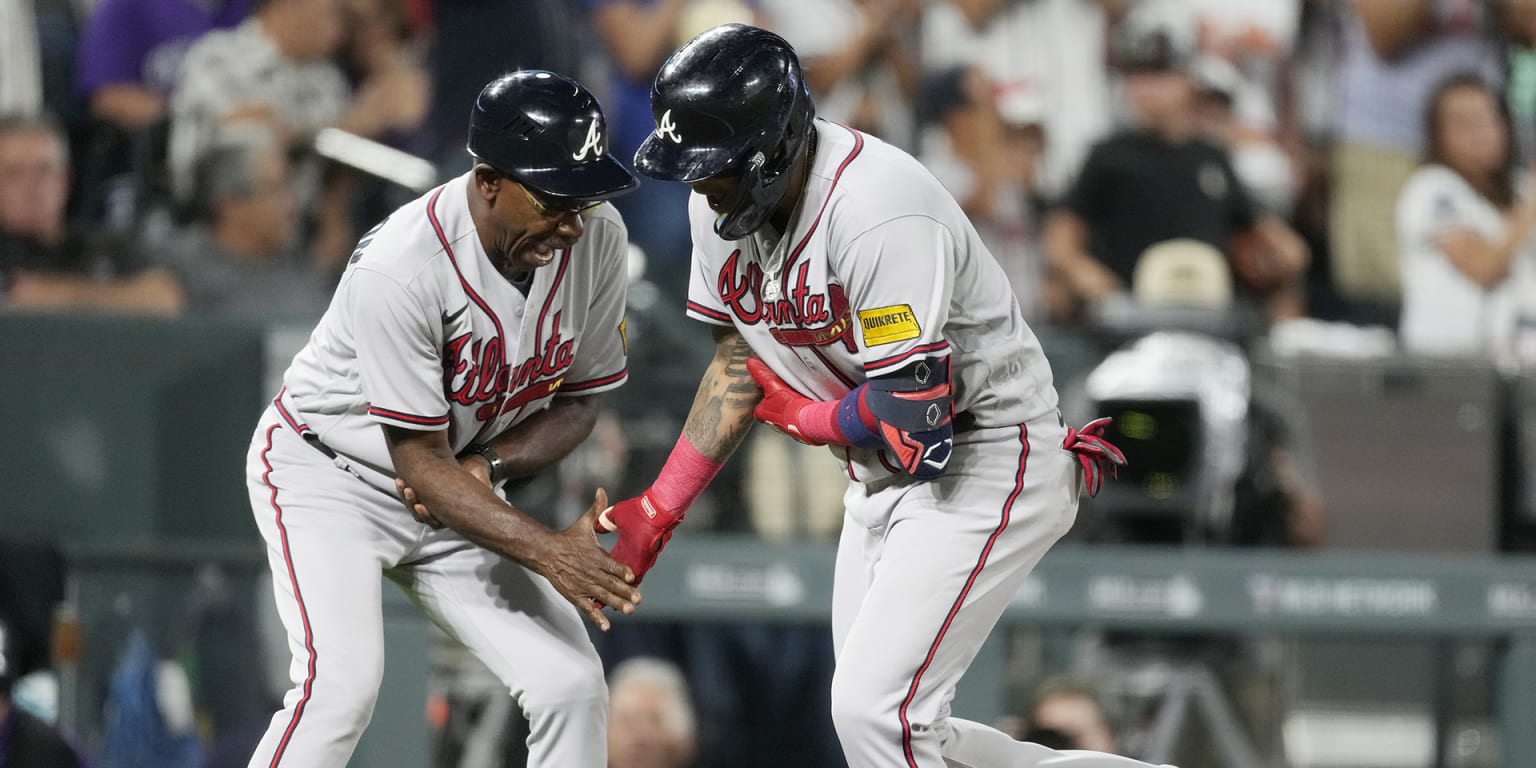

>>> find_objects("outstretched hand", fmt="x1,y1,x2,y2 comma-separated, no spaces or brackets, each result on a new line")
597,489,682,588
537,489,641,631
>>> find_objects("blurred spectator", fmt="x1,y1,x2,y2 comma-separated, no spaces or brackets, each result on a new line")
168,0,427,265
425,0,586,177
0,0,43,115
1330,0,1500,310
1170,0,1302,144
919,65,1063,321
74,0,250,132
585,0,756,291
1503,0,1536,164
1024,677,1119,753
337,0,429,151
761,0,921,149
607,657,698,768
168,0,343,197
1191,54,1296,219
1044,9,1308,322
922,0,1125,197
0,113,181,314
154,125,335,320
0,618,90,768
331,0,431,233
1397,73,1536,364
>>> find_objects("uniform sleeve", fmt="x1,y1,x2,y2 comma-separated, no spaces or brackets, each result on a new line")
348,268,450,430
832,215,957,377
561,213,630,395
684,194,734,326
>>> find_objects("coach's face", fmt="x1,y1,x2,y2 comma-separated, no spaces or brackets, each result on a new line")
473,165,586,277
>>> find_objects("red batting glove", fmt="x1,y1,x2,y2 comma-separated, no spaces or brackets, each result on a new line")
1063,417,1128,496
746,358,823,445
601,489,682,587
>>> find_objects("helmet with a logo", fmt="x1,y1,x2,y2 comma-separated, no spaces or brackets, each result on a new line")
467,70,638,203
633,23,815,240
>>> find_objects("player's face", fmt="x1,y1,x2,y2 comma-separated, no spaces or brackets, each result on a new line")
493,178,590,272
689,173,744,225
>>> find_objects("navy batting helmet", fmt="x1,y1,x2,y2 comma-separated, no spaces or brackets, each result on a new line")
633,24,815,240
467,70,638,202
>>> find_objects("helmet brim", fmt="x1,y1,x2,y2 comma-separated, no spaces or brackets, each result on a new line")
633,130,757,183
511,154,639,202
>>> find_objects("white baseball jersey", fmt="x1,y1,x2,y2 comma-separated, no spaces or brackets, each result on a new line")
279,171,630,487
679,120,1166,768
243,172,628,768
684,120,1059,482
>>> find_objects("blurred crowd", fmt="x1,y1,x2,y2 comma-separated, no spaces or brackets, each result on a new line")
0,0,1532,360
4,0,1536,766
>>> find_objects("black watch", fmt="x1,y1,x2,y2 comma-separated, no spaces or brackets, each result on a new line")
465,442,506,483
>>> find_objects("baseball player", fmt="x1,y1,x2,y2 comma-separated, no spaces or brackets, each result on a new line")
244,71,642,768
600,25,1165,768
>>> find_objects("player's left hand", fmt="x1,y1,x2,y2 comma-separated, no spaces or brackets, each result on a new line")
746,357,824,445
395,456,493,528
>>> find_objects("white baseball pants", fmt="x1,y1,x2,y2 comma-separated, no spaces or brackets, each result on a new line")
243,410,607,768
830,415,1173,768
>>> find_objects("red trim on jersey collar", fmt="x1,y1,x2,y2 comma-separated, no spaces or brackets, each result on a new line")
427,185,509,347
532,249,570,352
779,124,865,298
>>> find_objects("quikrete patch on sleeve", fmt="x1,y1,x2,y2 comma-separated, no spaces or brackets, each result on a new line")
857,304,921,346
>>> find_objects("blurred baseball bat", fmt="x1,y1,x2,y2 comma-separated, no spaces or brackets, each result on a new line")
312,128,439,193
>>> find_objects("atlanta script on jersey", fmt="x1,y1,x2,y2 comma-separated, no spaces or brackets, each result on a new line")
278,171,630,489
684,120,1058,482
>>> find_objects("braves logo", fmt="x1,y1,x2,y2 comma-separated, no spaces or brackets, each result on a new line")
571,120,605,161
716,250,857,352
443,311,575,423
655,109,683,144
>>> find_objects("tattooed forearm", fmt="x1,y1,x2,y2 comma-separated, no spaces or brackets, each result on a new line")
683,329,762,461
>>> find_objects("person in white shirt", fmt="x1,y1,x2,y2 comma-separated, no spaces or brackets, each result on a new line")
1397,73,1536,360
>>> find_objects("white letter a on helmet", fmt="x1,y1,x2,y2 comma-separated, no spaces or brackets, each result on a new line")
572,120,605,161
656,109,683,144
